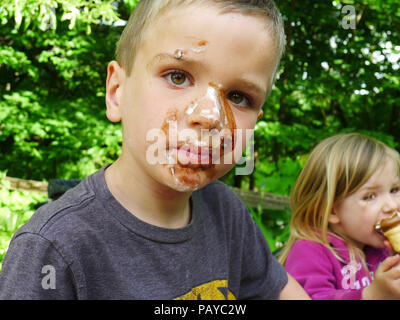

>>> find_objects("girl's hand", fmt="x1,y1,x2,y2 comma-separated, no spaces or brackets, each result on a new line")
384,239,396,256
362,254,400,300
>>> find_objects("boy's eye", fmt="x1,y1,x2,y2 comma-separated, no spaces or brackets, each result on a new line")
227,91,252,108
165,70,190,87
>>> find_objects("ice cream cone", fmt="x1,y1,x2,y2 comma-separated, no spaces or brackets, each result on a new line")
375,211,400,253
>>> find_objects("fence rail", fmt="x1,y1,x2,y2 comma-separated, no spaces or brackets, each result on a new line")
232,187,290,211
1,176,291,211
2,176,48,194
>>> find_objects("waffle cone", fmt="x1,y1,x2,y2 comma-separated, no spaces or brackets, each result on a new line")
384,224,400,253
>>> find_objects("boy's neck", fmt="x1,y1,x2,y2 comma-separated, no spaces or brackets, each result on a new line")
104,158,192,229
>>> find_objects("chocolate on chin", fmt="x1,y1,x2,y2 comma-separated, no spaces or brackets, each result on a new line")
375,211,400,253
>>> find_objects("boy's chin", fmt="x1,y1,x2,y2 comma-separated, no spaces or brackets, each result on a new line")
161,163,230,193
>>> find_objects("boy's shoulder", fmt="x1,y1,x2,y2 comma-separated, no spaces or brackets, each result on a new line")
14,170,100,242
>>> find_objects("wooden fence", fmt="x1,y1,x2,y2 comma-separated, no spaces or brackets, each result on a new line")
2,176,48,193
1,176,291,211
231,187,290,210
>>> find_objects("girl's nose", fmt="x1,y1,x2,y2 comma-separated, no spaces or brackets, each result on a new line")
382,193,399,214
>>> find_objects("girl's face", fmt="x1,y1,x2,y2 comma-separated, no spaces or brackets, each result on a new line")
329,158,400,250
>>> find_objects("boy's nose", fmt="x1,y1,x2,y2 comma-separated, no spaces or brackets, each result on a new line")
186,87,224,130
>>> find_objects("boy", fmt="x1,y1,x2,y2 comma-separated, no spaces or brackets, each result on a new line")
0,0,308,299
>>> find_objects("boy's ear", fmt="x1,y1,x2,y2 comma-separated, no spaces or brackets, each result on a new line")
105,61,125,123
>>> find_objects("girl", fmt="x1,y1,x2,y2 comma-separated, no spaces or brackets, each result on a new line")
279,133,400,299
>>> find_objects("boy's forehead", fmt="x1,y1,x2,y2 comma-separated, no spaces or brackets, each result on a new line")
134,3,278,93
144,6,274,54
148,3,271,40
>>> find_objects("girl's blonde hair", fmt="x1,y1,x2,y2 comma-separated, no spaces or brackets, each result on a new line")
115,0,285,94
278,133,400,267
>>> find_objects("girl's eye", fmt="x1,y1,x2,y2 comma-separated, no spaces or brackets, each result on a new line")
391,187,399,194
227,91,252,108
165,71,190,87
364,193,376,200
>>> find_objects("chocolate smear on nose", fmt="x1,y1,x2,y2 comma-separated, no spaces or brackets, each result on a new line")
207,82,236,155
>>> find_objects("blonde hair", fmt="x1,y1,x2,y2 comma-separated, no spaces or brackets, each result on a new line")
115,0,285,92
279,133,400,267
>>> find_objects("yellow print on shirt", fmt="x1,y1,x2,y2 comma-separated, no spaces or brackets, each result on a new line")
175,280,236,300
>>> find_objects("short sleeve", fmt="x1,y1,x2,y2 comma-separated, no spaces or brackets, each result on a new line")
239,216,288,300
0,233,77,299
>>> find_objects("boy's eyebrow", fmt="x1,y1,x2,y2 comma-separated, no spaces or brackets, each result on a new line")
237,79,267,100
147,52,267,98
147,52,193,69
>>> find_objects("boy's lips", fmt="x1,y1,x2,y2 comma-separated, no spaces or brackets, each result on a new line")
165,133,234,167
175,144,213,169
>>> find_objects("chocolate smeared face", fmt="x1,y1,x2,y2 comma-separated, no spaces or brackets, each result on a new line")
114,4,278,193
160,83,237,191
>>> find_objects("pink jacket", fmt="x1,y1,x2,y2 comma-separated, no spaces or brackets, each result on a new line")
285,234,388,300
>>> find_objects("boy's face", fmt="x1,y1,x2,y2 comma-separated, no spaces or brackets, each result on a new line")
106,4,279,192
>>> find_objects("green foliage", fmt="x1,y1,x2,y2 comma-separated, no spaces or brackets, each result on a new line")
0,90,122,179
270,0,400,143
0,173,47,269
255,156,303,196
247,190,291,255
0,0,125,180
0,0,121,33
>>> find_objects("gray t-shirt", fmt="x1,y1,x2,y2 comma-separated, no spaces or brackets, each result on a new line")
0,166,287,299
